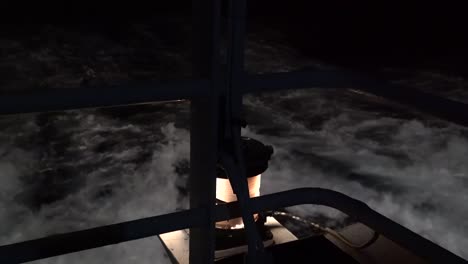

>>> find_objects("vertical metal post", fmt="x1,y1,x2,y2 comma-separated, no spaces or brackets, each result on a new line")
189,99,218,264
190,0,221,263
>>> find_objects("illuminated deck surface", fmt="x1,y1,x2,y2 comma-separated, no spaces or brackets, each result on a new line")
159,219,427,264
159,217,297,263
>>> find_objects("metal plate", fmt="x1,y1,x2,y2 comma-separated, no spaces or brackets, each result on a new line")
325,223,427,264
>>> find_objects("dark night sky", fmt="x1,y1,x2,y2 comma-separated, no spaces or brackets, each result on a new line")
2,1,468,94
4,1,467,67
247,1,468,75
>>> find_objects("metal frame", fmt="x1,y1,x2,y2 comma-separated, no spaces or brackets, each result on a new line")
0,0,467,263
0,188,465,263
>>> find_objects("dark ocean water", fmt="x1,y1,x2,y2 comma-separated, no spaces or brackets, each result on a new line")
1,22,468,263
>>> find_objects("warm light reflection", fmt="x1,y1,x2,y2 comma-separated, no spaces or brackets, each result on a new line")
215,174,261,229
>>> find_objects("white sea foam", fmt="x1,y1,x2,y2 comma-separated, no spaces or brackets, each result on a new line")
1,89,467,262
1,34,468,263
243,90,468,259
0,112,189,264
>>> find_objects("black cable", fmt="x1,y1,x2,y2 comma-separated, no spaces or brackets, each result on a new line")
269,211,380,250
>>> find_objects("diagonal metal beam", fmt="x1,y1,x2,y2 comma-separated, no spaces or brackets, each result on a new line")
225,0,268,262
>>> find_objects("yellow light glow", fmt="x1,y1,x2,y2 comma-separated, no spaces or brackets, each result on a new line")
215,175,261,229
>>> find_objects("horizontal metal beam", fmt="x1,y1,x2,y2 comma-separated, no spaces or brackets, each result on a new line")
0,208,206,264
242,70,368,93
357,81,468,127
2,69,467,128
0,188,464,264
244,70,468,127
0,79,210,115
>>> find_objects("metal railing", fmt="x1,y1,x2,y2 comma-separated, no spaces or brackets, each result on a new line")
0,0,467,263
0,188,466,263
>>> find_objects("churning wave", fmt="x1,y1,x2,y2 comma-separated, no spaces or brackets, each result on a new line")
1,35,468,263
243,89,468,259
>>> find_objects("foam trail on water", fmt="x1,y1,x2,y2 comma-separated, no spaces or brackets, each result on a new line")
243,90,468,259
1,33,468,263
0,110,190,264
